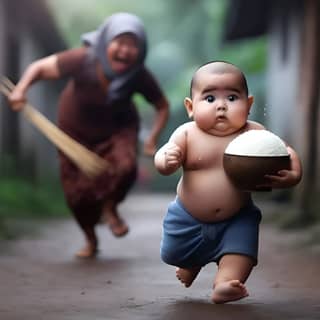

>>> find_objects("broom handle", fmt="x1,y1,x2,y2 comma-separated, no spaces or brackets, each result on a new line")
22,104,92,159
0,77,109,177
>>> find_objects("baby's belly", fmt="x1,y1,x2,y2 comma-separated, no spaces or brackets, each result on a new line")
177,169,250,222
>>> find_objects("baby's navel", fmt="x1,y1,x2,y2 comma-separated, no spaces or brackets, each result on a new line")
213,208,222,218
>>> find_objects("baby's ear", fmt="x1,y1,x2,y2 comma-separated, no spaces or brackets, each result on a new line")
184,97,193,118
248,95,254,109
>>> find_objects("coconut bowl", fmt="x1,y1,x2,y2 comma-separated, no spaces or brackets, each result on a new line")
223,154,291,191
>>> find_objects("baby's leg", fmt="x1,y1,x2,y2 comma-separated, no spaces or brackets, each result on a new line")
176,266,201,287
212,254,254,304
76,226,98,258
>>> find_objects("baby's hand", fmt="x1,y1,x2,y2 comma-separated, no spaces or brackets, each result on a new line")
154,141,184,175
260,169,301,189
163,143,183,170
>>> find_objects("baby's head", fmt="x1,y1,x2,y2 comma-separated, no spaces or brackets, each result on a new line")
184,61,253,136
190,61,248,98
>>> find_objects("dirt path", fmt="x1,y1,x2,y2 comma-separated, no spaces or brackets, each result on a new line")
0,194,319,320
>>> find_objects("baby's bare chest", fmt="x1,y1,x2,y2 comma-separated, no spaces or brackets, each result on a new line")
185,135,233,170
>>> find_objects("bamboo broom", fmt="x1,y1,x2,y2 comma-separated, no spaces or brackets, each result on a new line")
0,77,109,178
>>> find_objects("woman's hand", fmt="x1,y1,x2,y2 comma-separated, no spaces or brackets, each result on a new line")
143,137,157,156
146,97,169,156
6,54,60,112
8,89,26,112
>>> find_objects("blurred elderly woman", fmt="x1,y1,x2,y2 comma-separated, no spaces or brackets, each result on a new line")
8,12,169,258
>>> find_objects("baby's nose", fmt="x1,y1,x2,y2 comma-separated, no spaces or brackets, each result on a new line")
217,103,227,111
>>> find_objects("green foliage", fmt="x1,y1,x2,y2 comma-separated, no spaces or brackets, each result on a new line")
217,37,267,74
0,177,68,218
0,173,68,238
48,0,266,71
48,0,168,47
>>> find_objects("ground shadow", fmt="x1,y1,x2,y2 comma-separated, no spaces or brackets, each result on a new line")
136,298,320,320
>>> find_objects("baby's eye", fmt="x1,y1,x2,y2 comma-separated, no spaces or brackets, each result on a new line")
228,94,238,102
205,95,215,103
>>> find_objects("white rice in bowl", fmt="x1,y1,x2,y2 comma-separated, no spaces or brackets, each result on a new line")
225,130,289,157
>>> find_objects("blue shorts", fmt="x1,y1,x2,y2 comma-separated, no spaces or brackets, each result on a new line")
160,197,262,268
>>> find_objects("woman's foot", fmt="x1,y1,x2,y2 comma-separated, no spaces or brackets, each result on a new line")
103,201,129,237
76,227,98,258
176,266,201,287
106,216,129,237
75,243,98,258
212,280,249,304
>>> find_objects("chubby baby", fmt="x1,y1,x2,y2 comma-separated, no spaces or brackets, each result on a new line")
154,61,302,303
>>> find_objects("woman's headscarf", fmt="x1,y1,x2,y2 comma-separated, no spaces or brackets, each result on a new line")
81,12,147,103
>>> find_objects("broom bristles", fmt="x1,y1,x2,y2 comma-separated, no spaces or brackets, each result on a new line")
0,77,109,178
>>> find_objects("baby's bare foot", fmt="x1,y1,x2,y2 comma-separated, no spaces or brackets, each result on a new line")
176,267,201,287
212,280,249,304
75,244,98,258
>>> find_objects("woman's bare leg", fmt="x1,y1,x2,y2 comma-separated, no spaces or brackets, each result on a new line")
102,200,129,237
76,226,98,258
212,254,254,304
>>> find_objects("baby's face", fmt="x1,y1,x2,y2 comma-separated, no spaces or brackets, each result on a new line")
188,71,252,136
106,33,140,74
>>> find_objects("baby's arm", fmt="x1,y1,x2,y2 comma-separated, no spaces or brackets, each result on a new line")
264,145,302,188
154,125,187,175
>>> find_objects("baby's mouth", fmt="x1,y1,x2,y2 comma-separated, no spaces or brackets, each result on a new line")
217,114,226,121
